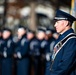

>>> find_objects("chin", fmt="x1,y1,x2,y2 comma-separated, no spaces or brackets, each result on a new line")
56,31,61,34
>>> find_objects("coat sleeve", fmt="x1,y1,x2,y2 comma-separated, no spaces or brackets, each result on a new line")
19,40,29,56
50,38,76,75
7,41,14,56
15,38,29,57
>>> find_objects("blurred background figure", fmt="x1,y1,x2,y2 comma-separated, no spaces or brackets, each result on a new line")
53,32,59,40
45,28,56,75
1,28,14,75
27,29,40,75
0,30,2,40
0,30,2,75
13,26,29,75
36,27,48,75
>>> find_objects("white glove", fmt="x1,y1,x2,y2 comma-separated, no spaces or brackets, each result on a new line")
3,51,7,58
17,52,22,59
46,53,50,61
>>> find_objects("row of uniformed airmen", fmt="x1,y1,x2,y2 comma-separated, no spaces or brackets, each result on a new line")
0,26,59,75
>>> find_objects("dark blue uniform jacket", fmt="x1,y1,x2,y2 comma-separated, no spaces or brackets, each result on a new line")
50,28,76,75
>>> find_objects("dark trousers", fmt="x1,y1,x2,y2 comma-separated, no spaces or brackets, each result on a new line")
16,58,29,75
2,58,12,75
29,57,40,75
0,58,2,75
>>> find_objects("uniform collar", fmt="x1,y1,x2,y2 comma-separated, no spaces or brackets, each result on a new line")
29,37,35,41
60,28,74,39
3,38,11,42
21,34,26,38
54,28,74,46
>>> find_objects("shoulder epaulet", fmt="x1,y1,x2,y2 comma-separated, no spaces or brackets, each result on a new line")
21,38,28,46
7,39,12,48
30,41,38,50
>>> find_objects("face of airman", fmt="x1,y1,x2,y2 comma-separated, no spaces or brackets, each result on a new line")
27,32,34,40
36,31,45,40
54,20,69,34
17,28,26,39
2,31,11,39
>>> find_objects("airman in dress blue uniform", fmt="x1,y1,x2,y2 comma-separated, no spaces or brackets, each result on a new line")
0,30,2,75
27,29,40,75
45,28,56,75
14,26,29,75
1,28,14,75
50,10,76,75
36,27,48,75
28,27,47,75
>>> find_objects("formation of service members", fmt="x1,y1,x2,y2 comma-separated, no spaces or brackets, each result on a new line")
0,10,76,75
1,9,76,75
0,25,58,75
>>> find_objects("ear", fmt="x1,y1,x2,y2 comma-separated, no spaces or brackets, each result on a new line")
63,20,68,27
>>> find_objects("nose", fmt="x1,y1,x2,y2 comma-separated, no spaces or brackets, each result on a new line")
54,22,57,27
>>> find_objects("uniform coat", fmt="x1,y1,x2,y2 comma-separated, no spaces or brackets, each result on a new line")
29,37,41,75
50,28,76,75
1,37,14,75
15,34,29,75
45,37,55,75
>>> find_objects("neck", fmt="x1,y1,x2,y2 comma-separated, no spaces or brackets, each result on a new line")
60,26,71,34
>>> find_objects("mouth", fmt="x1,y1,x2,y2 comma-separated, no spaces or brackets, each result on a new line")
56,28,58,30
